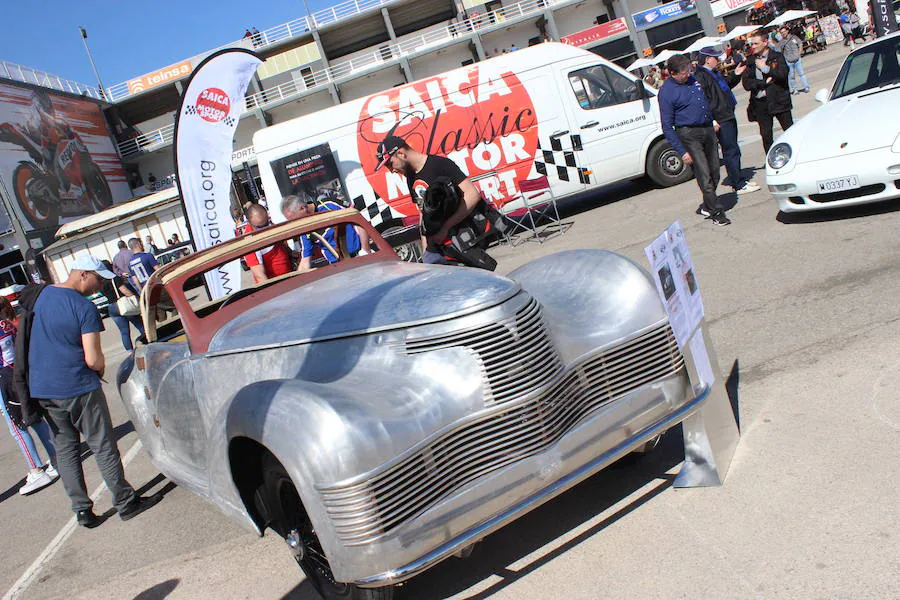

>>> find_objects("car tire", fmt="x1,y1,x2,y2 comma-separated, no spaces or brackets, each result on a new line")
646,140,693,187
260,454,399,600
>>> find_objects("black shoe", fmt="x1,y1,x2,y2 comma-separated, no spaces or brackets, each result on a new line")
77,509,101,529
696,205,712,218
119,493,163,521
711,212,732,226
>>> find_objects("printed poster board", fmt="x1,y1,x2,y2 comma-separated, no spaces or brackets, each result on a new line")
269,142,350,210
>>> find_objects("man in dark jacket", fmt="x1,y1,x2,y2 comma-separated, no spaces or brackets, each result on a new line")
742,33,793,154
658,54,731,226
694,46,760,196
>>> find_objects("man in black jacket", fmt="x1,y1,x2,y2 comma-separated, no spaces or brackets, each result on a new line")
742,33,794,154
694,46,760,196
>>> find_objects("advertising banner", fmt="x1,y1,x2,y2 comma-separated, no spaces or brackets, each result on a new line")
870,0,900,36
0,83,130,234
128,60,193,95
269,143,349,214
818,15,845,45
561,18,629,46
174,49,262,300
632,0,697,30
710,0,756,17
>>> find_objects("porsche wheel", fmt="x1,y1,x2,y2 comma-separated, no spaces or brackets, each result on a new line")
646,140,693,187
12,162,59,229
260,454,399,600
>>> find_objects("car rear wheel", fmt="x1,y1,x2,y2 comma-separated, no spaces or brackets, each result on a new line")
646,140,693,187
259,454,399,600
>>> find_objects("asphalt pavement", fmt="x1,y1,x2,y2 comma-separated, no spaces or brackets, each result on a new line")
1,44,897,600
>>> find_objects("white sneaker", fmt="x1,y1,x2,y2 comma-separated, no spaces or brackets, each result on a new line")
45,463,59,480
19,470,53,495
736,181,761,195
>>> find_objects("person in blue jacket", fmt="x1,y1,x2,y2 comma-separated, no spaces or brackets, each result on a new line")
657,53,730,226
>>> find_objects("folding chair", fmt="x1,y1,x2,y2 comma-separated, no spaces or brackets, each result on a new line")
501,175,564,245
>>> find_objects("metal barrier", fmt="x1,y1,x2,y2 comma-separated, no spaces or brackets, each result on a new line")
0,60,104,101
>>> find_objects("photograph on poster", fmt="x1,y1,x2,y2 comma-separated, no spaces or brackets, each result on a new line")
269,143,350,218
0,83,130,233
658,264,676,300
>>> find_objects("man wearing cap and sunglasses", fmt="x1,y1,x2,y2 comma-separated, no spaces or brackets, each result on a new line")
375,135,483,264
23,254,161,528
693,46,761,197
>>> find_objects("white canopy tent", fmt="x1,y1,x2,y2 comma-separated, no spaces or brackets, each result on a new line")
625,57,656,71
766,10,817,27
683,36,726,53
650,49,681,65
721,25,761,40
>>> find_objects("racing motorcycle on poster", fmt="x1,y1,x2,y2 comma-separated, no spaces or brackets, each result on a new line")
0,119,112,230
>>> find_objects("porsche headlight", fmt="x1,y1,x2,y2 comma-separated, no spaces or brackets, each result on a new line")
768,143,792,169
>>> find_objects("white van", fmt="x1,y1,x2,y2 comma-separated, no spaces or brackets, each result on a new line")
253,43,689,253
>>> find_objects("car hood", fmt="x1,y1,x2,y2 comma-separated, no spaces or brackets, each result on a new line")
209,262,521,352
791,86,900,164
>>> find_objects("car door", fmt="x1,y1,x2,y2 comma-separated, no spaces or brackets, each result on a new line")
559,63,658,185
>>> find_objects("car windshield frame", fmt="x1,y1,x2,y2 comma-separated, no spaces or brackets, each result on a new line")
831,35,900,99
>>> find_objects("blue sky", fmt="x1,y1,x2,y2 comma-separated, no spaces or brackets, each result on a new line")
0,0,334,88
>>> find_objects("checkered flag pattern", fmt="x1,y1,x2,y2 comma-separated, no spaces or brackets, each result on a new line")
224,116,236,126
183,105,197,116
533,134,592,185
352,192,402,228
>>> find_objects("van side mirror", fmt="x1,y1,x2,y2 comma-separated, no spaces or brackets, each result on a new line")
814,89,830,103
635,79,648,100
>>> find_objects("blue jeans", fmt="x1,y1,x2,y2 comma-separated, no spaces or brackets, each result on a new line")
716,119,744,191
787,60,809,93
422,249,454,265
107,301,144,352
1,388,56,470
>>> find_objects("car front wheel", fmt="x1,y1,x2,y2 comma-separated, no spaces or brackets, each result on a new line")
260,454,399,600
646,140,693,187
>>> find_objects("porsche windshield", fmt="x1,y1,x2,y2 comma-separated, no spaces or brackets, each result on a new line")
832,35,900,98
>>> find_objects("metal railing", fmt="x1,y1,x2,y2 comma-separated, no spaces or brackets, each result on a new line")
117,0,558,157
0,60,105,101
309,0,397,27
118,122,175,158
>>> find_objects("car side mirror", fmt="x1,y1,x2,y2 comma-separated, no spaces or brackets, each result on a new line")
814,88,830,103
635,79,648,100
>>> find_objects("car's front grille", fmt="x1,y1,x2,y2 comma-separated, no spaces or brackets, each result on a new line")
809,183,886,202
317,320,684,546
401,298,562,405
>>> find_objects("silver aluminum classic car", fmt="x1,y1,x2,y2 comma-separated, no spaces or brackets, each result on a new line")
119,209,710,599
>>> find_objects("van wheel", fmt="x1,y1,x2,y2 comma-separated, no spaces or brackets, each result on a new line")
646,141,692,187
259,454,399,600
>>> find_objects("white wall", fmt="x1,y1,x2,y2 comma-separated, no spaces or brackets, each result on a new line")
133,111,176,134
479,21,541,56
338,67,407,102
233,116,263,152
266,90,337,125
408,44,475,79
552,1,609,37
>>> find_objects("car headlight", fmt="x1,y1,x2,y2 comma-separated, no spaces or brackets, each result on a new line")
768,143,792,169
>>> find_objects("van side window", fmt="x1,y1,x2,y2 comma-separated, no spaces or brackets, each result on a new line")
568,66,640,110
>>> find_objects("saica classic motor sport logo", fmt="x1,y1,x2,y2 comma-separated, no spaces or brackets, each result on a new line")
190,87,231,123
358,65,539,210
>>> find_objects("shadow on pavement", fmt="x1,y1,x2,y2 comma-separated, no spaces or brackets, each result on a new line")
0,476,26,505
402,428,686,599
280,578,322,599
776,198,900,224
726,359,741,433
132,578,179,599
135,473,178,499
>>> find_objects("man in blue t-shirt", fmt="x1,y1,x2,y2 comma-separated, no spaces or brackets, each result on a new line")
29,254,160,528
127,237,159,290
281,193,370,272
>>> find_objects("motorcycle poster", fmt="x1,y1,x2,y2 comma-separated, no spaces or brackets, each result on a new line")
0,83,131,233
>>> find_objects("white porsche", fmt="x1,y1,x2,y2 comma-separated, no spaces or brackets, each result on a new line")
766,32,900,213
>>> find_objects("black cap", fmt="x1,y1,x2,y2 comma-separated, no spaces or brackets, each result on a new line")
699,46,723,59
375,135,406,171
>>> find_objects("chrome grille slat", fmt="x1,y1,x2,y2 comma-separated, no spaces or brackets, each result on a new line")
319,314,685,545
